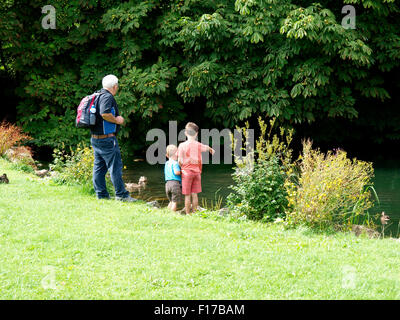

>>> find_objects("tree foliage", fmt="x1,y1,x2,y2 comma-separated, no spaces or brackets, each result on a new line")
1,0,399,149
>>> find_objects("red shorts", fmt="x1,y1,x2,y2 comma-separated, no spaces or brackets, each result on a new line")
182,171,202,195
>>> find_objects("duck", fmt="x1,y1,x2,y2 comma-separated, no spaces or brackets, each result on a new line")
0,173,9,184
125,176,147,193
380,212,390,225
35,169,49,178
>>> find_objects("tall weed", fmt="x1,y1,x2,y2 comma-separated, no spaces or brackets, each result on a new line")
227,117,294,222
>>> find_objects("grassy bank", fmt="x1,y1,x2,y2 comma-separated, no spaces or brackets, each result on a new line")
0,159,399,299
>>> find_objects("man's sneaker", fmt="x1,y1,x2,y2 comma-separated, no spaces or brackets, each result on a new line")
115,195,139,202
97,196,111,200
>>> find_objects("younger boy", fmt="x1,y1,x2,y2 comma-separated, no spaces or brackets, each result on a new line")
177,122,215,214
165,145,182,211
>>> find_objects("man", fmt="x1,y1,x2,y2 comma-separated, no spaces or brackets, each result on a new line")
90,74,136,202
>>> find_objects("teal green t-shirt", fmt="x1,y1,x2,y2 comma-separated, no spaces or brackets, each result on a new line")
164,159,181,182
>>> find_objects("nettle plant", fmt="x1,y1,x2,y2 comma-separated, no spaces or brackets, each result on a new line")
227,117,294,222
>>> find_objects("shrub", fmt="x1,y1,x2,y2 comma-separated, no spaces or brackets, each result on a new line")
0,121,32,156
227,117,294,222
50,144,113,195
51,144,95,186
227,156,288,222
286,140,376,230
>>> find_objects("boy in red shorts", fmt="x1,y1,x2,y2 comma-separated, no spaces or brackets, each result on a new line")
177,122,215,214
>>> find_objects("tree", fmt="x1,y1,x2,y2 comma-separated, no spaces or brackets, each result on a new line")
1,0,399,150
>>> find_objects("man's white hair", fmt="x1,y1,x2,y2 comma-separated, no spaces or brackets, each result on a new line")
102,74,119,89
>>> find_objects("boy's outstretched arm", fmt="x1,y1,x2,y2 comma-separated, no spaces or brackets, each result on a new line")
201,143,215,155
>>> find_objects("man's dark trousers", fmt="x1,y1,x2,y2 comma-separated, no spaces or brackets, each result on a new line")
91,136,129,199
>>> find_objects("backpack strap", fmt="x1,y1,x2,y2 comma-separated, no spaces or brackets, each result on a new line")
89,95,96,107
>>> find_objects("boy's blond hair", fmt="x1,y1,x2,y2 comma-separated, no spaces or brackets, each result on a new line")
166,144,178,158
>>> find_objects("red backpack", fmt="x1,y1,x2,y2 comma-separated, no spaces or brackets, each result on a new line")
75,92,102,128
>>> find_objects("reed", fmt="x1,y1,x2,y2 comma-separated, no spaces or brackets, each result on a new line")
201,189,224,211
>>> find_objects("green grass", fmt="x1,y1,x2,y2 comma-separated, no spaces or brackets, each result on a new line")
0,158,399,299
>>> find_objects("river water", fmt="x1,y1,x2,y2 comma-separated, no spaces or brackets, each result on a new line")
373,166,400,237
124,161,400,237
124,162,234,206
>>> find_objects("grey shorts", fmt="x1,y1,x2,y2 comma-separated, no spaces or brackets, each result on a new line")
165,180,182,203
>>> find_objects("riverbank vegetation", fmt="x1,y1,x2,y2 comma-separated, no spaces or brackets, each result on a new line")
227,118,379,233
286,141,376,231
0,158,399,299
227,118,293,222
1,120,385,235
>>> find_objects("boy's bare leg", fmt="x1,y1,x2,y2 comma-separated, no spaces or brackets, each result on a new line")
167,202,172,210
191,193,198,212
171,201,178,212
184,195,191,214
